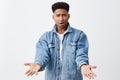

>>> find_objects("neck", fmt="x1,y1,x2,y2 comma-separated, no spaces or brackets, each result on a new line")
56,23,68,34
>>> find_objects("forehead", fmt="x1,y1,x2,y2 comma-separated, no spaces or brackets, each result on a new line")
53,9,68,14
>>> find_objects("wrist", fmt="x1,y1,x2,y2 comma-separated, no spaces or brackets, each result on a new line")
80,64,88,70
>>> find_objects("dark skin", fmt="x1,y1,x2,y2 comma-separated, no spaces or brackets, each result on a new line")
24,9,96,79
52,9,69,34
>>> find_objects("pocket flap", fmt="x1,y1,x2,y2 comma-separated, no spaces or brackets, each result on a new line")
70,42,77,46
48,43,55,48
65,42,77,46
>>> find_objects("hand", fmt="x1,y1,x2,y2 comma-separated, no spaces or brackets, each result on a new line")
81,65,96,79
24,63,40,76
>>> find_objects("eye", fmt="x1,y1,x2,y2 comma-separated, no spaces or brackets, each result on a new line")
62,14,67,16
56,14,60,17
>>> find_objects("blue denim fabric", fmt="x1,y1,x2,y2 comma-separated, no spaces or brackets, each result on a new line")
35,24,89,80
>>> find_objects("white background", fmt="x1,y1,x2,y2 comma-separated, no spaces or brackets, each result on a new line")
0,0,120,80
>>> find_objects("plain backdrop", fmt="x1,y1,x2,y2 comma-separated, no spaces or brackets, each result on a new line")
0,0,120,80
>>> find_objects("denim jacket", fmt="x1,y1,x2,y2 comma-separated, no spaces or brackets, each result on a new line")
35,24,89,80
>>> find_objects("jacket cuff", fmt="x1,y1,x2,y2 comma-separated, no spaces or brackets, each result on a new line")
77,61,89,71
35,61,45,71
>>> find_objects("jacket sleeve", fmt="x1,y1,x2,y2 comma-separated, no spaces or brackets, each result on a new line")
75,31,89,71
34,32,50,71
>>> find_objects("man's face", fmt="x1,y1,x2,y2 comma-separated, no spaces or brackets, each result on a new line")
52,9,70,28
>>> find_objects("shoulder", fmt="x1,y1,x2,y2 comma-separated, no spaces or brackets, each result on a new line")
71,27,85,35
38,30,53,41
70,27,88,41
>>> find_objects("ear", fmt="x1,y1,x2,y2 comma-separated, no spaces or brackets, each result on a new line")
68,14,70,19
52,14,54,20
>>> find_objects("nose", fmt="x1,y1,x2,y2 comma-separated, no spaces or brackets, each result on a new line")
59,16,63,21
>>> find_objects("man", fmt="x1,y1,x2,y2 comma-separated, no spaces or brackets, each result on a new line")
24,2,96,80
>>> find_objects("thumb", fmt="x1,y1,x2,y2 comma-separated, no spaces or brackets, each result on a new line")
36,71,38,75
24,63,31,66
90,65,97,69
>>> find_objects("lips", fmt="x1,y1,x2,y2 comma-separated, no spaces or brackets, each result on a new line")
60,22,64,24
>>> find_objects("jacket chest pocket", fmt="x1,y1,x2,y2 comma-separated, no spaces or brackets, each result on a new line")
48,43,56,53
64,42,77,54
48,43,57,61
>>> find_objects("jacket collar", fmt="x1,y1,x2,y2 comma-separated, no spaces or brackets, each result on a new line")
52,23,72,33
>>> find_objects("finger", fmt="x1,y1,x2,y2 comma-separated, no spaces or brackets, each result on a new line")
89,73,95,79
85,74,91,79
84,71,96,79
91,72,96,77
25,70,31,75
30,71,36,76
84,72,92,79
90,65,96,69
84,74,88,78
27,71,34,76
35,71,38,75
87,72,95,79
24,63,31,66
89,72,96,79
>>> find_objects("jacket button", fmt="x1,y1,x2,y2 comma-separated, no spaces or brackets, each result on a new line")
58,57,60,60
58,67,60,70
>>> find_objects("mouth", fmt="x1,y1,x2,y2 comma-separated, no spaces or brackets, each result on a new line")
60,22,64,24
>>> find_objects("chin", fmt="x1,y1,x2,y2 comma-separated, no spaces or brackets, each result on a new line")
59,24,66,27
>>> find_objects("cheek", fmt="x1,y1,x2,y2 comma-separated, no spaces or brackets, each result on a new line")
54,18,58,21
55,18,60,21
64,18,69,21
54,19,59,23
63,16,69,20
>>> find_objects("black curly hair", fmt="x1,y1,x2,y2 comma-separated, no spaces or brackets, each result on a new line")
51,2,69,13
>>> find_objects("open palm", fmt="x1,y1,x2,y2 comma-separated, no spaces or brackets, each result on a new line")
24,63,40,76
